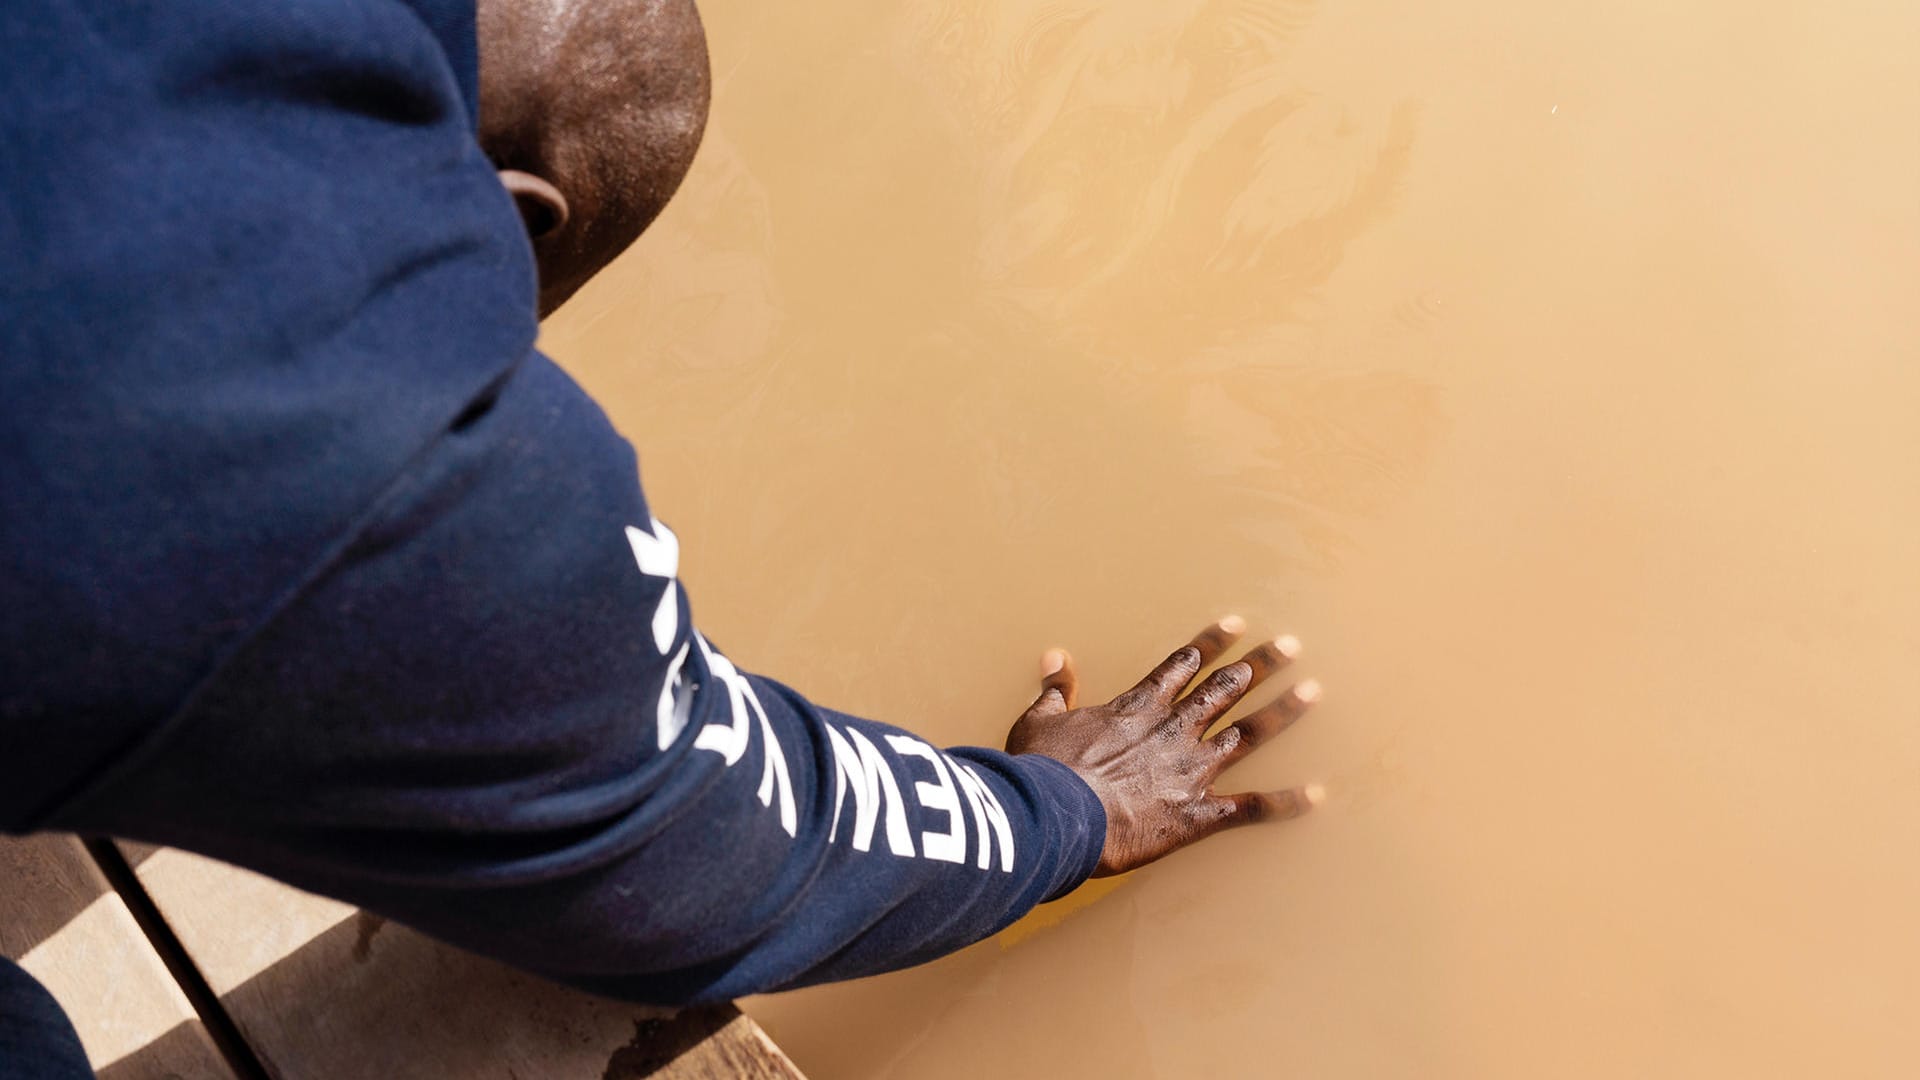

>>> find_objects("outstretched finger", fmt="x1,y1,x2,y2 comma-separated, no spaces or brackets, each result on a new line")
1236,634,1300,691
1210,678,1321,769
1123,616,1246,706
1198,784,1324,838
1173,635,1299,733
1024,648,1079,718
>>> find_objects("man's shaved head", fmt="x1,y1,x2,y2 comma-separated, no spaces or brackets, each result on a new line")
477,0,711,316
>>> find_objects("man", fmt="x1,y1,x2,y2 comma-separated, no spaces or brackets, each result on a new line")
0,0,1321,1068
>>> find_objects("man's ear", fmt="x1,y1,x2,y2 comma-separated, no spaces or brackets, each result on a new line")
497,169,570,240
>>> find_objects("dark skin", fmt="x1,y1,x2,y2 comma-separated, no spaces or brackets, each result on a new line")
1011,618,1322,875
475,3,1323,876
477,0,713,317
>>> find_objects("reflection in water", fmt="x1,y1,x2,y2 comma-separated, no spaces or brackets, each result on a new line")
543,0,1439,586
917,0,1416,347
545,0,1920,1076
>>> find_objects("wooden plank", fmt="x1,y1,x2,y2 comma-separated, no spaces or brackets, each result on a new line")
122,844,805,1079
0,834,235,1079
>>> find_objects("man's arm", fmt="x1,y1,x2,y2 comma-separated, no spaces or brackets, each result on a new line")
51,352,1315,1003
3,0,1319,1004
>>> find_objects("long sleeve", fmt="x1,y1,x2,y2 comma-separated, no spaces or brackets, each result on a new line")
50,351,1108,1004
3,0,1104,1005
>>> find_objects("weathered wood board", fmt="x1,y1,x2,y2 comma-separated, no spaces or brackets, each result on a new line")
0,834,235,1079
120,844,805,1079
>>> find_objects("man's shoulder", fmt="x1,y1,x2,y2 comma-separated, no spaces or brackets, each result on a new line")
0,0,543,827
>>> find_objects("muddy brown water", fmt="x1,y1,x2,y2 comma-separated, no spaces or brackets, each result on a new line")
539,1,1920,1076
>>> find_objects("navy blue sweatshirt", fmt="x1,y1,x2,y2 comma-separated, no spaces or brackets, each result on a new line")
0,0,1104,1003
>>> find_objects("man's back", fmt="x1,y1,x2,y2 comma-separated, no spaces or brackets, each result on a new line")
0,0,535,825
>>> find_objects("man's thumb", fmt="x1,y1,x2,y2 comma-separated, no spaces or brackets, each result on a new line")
1026,648,1077,717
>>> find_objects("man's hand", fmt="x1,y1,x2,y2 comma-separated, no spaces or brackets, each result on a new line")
1005,617,1323,877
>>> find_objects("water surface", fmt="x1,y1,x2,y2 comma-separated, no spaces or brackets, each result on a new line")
542,1,1920,1075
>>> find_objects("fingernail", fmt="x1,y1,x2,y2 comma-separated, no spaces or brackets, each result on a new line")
1218,614,1247,634
1294,678,1322,703
1040,649,1066,676
1274,634,1301,658
1304,783,1327,806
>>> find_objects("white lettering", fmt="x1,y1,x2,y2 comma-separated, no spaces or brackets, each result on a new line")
746,680,797,836
691,634,751,764
655,639,694,749
952,761,1016,872
887,736,967,863
824,727,860,843
624,520,681,653
825,725,915,857
686,635,795,835
627,522,1010,867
